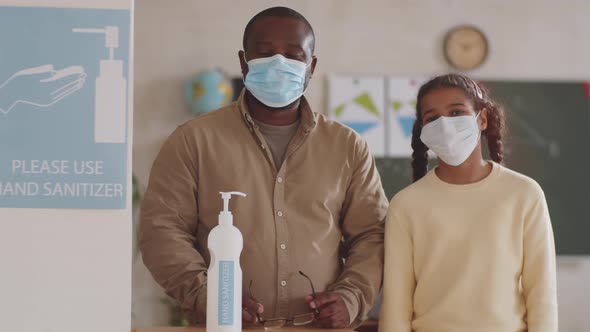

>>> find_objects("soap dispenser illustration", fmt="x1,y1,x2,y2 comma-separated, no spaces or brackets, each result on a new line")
73,26,126,144
207,191,246,332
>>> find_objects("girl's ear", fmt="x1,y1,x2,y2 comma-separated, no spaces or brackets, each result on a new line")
479,108,488,131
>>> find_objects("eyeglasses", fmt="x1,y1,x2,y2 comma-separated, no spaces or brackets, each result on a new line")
248,271,321,329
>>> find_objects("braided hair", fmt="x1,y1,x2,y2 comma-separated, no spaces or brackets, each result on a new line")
412,74,506,182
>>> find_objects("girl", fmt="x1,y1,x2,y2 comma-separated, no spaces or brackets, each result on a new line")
380,74,557,332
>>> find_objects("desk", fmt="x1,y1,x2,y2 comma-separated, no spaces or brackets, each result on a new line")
132,327,354,332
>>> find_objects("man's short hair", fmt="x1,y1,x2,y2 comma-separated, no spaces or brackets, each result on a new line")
243,6,315,54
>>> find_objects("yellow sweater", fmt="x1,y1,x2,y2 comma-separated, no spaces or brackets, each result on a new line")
380,162,557,332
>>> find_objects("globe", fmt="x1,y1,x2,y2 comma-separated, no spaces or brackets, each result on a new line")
184,69,233,115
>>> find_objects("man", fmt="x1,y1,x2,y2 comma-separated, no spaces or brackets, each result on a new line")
139,6,387,329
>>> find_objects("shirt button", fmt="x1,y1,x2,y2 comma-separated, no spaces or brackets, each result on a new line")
280,280,287,287
277,211,283,217
277,177,283,183
280,244,287,250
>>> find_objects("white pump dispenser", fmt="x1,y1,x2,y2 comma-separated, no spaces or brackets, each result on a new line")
207,191,246,332
73,26,126,143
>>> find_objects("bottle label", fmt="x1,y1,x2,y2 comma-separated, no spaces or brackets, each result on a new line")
218,260,234,325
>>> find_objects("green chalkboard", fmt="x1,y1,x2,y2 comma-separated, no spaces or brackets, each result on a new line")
376,80,590,255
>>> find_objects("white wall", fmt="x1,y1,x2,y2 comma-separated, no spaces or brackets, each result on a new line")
0,1,133,332
133,0,590,330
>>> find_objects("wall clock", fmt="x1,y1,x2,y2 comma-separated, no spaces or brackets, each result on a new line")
443,25,489,70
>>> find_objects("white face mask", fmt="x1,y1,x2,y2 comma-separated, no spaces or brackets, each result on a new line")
420,112,481,166
243,54,310,108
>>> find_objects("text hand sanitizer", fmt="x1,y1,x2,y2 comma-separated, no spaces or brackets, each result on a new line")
207,191,246,332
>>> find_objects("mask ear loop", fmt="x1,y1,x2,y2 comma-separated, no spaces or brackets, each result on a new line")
241,52,249,83
473,110,483,143
472,80,484,122
473,82,485,137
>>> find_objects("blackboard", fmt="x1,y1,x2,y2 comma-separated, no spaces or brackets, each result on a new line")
376,80,590,255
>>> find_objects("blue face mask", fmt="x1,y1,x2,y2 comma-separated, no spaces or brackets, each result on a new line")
243,54,309,108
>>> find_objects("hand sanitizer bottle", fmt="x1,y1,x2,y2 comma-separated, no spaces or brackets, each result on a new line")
73,26,126,143
207,191,246,332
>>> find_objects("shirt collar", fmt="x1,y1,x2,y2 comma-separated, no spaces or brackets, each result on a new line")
237,88,317,133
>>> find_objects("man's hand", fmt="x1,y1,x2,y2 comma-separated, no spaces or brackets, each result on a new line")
305,292,350,329
242,295,264,324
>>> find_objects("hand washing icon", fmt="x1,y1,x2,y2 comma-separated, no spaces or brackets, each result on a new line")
0,64,86,115
0,25,127,145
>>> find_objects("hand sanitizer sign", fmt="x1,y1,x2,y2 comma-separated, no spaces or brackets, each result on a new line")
0,6,130,209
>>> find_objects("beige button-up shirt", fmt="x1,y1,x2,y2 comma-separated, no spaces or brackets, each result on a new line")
139,90,387,326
